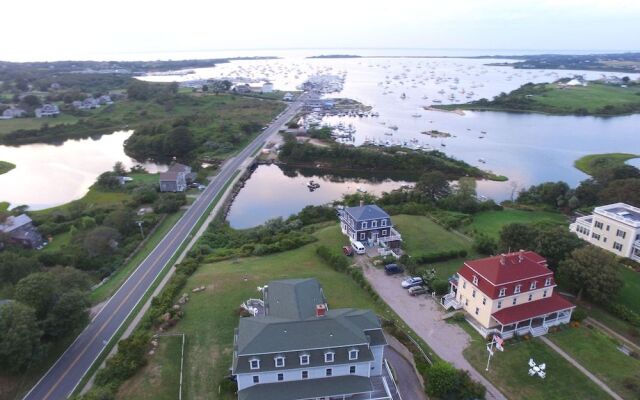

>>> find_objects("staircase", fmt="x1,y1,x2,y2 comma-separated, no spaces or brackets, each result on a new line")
441,293,463,310
529,325,549,337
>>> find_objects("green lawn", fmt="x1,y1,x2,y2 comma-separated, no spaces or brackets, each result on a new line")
462,332,610,400
550,325,640,400
116,224,428,400
0,114,79,136
574,153,640,176
616,267,640,315
0,160,15,175
394,214,472,255
465,209,566,239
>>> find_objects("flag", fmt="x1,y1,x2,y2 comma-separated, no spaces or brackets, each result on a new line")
493,334,504,352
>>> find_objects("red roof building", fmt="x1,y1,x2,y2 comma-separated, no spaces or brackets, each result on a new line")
441,251,574,339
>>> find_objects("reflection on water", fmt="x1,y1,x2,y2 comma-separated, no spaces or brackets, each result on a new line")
227,164,409,229
0,131,163,210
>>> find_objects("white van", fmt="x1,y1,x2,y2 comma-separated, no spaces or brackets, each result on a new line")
351,241,366,255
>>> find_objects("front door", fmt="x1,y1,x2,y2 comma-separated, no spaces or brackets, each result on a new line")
371,232,378,243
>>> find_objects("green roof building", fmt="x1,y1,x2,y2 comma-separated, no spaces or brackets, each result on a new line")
232,278,392,400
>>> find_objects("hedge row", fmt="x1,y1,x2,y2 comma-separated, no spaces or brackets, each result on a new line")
414,249,467,264
609,303,640,327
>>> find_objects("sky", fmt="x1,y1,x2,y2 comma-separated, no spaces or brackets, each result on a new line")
3,0,640,61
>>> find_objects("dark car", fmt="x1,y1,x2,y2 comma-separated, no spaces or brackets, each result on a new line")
384,263,404,275
408,286,428,296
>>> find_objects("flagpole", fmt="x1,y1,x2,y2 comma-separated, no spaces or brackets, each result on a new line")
486,339,494,371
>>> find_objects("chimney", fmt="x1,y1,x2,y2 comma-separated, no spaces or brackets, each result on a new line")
499,254,507,266
359,200,364,207
518,249,525,263
316,304,327,317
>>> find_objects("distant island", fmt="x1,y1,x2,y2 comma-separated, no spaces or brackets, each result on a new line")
307,54,362,59
0,160,15,175
434,78,640,116
481,52,640,73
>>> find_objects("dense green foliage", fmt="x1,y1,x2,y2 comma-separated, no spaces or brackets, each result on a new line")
558,246,623,304
424,361,486,399
0,302,43,373
0,160,16,175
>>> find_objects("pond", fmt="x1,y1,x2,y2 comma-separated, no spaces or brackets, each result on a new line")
0,130,163,210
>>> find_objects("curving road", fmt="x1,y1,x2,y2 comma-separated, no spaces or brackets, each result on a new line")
24,95,306,400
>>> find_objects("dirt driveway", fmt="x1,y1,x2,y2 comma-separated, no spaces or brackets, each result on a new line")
363,264,507,400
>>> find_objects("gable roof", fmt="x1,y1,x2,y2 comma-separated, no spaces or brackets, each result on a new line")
344,204,389,221
0,214,33,233
159,171,179,181
463,251,551,286
264,279,325,320
168,163,190,173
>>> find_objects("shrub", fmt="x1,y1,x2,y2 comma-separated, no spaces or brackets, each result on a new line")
414,249,466,264
431,279,450,295
571,308,588,322
608,303,640,327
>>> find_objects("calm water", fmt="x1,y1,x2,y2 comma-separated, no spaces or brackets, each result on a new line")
0,131,163,210
227,164,409,228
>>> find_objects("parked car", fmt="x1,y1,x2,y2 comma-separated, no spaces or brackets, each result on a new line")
384,263,404,275
401,277,424,289
342,245,353,256
351,241,366,255
408,286,428,296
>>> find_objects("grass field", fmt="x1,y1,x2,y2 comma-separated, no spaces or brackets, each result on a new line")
549,325,640,400
465,209,566,239
574,153,640,176
117,224,426,400
461,327,610,400
0,161,15,175
0,114,79,136
394,214,472,255
616,266,640,315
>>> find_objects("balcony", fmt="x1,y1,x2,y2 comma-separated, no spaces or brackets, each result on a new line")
377,228,402,244
441,293,463,311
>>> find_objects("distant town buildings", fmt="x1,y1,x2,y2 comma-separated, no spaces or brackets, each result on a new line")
35,103,60,118
1,107,27,119
282,92,294,101
0,214,45,249
570,202,640,261
442,251,574,339
159,163,194,192
232,278,394,400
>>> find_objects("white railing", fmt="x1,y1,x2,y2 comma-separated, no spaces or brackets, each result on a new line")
441,293,462,310
378,228,402,243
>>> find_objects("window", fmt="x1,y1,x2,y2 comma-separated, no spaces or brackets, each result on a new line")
350,365,356,374
613,242,623,251
591,232,601,240
382,229,387,235
372,220,377,228
543,290,548,298
249,359,260,370
349,349,359,360
530,281,537,290
544,277,552,287
595,221,604,229
497,301,502,309
360,233,365,240
512,297,518,306
603,237,607,243
381,219,387,227
606,225,610,231
482,297,486,305
462,281,466,289
302,370,308,379
326,368,333,377
253,376,259,383
362,221,367,229
274,356,285,368
472,275,478,285
300,354,309,365
514,284,522,294
528,294,533,302
324,351,335,363
277,373,284,381
499,288,506,297
472,289,476,298
465,299,469,306
475,307,479,315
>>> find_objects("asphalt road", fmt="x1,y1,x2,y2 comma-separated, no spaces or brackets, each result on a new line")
24,95,306,400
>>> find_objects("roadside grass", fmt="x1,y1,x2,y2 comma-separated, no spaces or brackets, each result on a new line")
0,160,15,175
616,266,640,315
574,153,639,176
117,224,435,400
464,209,566,239
0,114,79,136
549,325,640,400
462,332,610,400
90,210,186,304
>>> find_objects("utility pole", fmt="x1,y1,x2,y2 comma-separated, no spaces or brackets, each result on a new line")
136,220,144,239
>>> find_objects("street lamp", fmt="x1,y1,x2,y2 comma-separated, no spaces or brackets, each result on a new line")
136,220,144,238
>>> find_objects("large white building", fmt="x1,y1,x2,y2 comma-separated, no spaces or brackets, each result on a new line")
232,279,396,400
570,202,640,261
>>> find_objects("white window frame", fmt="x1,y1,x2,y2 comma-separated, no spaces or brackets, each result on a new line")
530,281,537,290
528,293,533,301
349,349,359,360
497,301,502,309
472,289,476,298
326,368,333,376
382,229,387,235
372,220,377,228
381,219,387,227
350,365,356,374
472,275,478,285
499,288,506,297
613,242,623,251
252,375,259,383
302,370,309,379
324,351,335,363
514,284,522,294
360,232,365,240
544,277,552,287
543,290,548,298
482,297,486,305
249,358,260,370
277,373,284,381
362,221,368,229
299,354,310,365
512,297,518,305
274,356,285,368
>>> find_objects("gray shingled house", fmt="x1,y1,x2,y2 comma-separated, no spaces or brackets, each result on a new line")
232,278,394,400
159,163,194,192
0,214,44,248
339,204,402,249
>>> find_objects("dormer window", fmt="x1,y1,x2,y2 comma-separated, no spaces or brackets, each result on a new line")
362,221,368,229
544,277,552,287
275,356,285,368
514,284,522,294
324,351,335,363
381,219,387,227
299,354,310,365
372,220,377,228
249,358,260,370
349,349,359,360
472,275,478,285
498,288,506,297
530,281,537,290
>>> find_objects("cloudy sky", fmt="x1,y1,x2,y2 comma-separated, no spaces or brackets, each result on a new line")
4,0,640,61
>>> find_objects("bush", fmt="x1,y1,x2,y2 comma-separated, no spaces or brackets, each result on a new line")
414,249,466,264
316,245,349,272
473,233,497,255
425,362,486,399
608,303,640,327
430,279,450,295
571,308,588,322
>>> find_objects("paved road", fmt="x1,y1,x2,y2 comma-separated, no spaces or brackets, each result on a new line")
24,96,306,400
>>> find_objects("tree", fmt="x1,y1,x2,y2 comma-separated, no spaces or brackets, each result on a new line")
104,208,135,235
425,362,458,397
14,272,58,319
132,185,159,205
83,226,121,257
163,126,195,160
0,253,42,285
557,246,623,303
474,233,497,255
498,223,537,253
153,193,186,214
112,161,127,176
0,302,43,372
44,290,89,338
415,171,451,202
96,171,121,190
531,224,584,269
599,178,640,207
